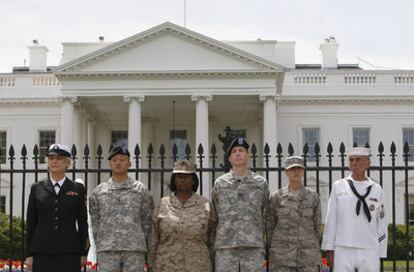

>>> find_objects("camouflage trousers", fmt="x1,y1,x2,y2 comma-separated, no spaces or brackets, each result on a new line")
97,250,145,272
270,266,320,272
215,248,266,272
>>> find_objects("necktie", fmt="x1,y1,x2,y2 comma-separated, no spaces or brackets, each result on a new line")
347,179,373,222
54,183,61,195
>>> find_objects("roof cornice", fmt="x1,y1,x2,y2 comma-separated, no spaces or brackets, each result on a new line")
54,22,285,75
279,95,414,105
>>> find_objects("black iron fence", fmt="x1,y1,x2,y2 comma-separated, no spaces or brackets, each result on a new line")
1,141,414,271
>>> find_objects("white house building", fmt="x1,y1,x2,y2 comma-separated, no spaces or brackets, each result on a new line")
1,22,414,225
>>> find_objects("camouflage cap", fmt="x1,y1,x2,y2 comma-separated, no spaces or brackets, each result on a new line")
285,155,305,170
172,160,197,174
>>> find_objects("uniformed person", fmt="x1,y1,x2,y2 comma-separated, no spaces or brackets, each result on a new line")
267,156,321,272
89,144,153,272
25,144,89,272
148,160,215,272
322,147,388,272
211,137,269,272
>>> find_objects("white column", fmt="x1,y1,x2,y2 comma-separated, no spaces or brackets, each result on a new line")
259,94,278,193
191,95,212,197
60,96,77,146
73,105,83,155
87,117,97,193
123,96,145,154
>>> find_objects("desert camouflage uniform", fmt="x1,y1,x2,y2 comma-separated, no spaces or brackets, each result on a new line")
211,170,269,272
267,186,321,272
147,194,214,272
89,176,153,272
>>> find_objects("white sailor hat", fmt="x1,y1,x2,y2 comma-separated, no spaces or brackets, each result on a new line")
46,144,71,157
172,160,197,174
347,147,370,157
285,155,305,170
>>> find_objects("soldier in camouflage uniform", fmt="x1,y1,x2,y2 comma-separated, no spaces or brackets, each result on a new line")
89,145,153,272
267,156,321,272
148,160,215,272
211,137,269,272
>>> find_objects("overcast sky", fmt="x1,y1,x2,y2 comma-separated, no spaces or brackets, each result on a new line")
0,0,413,73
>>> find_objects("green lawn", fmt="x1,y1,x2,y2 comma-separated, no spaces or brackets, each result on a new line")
383,260,414,268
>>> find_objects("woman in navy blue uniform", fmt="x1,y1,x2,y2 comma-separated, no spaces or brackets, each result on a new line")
25,144,89,272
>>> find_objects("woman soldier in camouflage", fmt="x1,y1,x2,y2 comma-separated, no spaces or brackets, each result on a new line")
148,160,215,272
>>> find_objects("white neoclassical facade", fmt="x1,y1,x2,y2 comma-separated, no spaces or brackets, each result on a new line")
1,22,414,224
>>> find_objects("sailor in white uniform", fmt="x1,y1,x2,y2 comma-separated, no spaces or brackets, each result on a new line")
322,147,387,272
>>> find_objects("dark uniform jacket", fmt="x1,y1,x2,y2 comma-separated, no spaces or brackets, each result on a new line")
26,178,89,257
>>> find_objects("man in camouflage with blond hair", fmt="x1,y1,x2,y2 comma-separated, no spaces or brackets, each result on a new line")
89,144,153,272
211,137,269,272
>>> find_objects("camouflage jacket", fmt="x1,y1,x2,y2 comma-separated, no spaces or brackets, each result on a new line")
267,186,321,267
89,176,153,253
147,194,214,272
211,170,269,249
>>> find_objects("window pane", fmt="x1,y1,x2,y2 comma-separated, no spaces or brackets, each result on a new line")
352,128,370,147
0,131,6,164
403,128,414,161
111,131,128,147
408,194,414,225
39,130,56,163
0,196,5,213
303,128,320,161
170,130,187,161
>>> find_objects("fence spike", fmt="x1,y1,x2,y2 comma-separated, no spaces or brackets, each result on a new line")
84,144,90,156
9,145,15,157
315,142,320,155
264,143,270,155
303,143,309,155
288,143,294,156
185,143,191,159
71,144,77,157
147,143,154,155
21,144,27,157
134,144,140,156
390,142,396,154
276,143,283,155
378,142,384,154
210,143,217,156
339,142,346,154
159,144,165,156
327,142,333,154
403,141,409,155
198,143,204,155
96,144,103,157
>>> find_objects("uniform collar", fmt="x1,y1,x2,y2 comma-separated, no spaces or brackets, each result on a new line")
171,194,201,208
50,176,66,187
108,176,134,189
229,169,254,183
280,185,306,200
346,174,374,185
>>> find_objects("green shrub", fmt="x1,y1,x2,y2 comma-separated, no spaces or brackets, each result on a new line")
0,212,25,260
387,224,414,260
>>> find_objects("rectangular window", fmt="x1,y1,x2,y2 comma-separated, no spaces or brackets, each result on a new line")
0,196,5,213
303,128,320,161
352,127,370,147
403,128,414,161
170,130,187,161
111,131,128,147
0,131,6,164
39,130,56,163
230,129,246,139
408,194,414,225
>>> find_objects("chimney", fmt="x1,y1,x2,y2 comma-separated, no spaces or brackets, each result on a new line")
29,39,49,72
319,36,338,69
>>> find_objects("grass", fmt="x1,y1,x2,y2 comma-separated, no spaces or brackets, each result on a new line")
383,260,414,268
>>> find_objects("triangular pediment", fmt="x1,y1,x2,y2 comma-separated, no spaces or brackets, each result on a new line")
55,22,285,76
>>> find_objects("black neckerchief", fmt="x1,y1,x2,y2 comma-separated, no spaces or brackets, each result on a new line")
346,179,373,222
